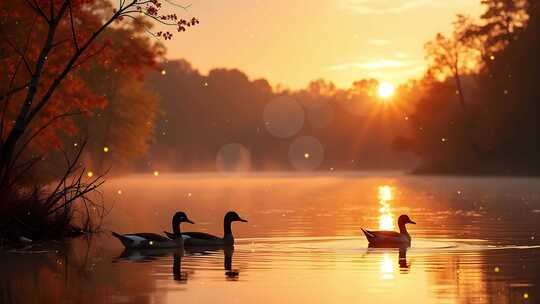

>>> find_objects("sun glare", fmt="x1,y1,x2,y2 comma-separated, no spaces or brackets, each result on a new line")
377,82,395,99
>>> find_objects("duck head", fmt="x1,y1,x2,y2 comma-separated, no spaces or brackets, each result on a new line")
173,211,195,225
398,214,416,226
225,211,248,223
171,211,194,237
223,211,247,242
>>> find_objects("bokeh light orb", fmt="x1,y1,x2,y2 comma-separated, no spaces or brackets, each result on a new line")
263,96,304,138
216,143,252,172
288,136,324,171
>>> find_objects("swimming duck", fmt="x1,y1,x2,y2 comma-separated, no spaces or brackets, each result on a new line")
164,211,247,247
112,211,194,249
361,214,416,248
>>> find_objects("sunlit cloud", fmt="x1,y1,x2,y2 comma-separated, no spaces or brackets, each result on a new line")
328,59,420,71
361,65,427,83
338,0,468,14
326,57,426,84
368,39,392,46
394,52,409,59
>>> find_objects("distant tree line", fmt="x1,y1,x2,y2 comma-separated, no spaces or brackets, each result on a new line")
75,0,539,175
136,61,416,172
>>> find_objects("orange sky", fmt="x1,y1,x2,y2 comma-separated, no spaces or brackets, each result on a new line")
163,0,483,89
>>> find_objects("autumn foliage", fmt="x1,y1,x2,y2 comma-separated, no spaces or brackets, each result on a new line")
0,0,197,242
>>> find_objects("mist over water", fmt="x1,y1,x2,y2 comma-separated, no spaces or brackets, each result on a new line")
2,173,540,303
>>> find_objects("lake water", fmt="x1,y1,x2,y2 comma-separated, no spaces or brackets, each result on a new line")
2,173,540,303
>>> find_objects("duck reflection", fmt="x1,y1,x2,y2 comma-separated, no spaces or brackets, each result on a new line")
398,247,409,271
115,248,189,282
224,247,239,280
172,253,187,282
185,245,240,280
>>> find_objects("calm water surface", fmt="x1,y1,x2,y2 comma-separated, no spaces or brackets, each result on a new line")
2,173,540,303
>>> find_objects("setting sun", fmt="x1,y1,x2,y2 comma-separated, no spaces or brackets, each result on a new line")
377,82,395,99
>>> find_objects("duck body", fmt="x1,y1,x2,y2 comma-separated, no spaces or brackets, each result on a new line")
362,215,416,248
165,211,247,247
182,232,230,247
112,232,183,249
361,229,411,247
112,212,194,249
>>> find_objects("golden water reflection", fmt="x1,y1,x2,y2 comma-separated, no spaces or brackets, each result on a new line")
378,185,395,230
380,252,395,280
1,174,540,304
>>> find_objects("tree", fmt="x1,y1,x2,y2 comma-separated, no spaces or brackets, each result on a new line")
77,26,164,173
424,15,481,112
0,0,197,241
401,0,540,174
81,72,160,173
0,0,198,184
478,0,529,52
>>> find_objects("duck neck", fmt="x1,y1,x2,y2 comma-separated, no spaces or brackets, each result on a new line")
223,218,235,245
398,223,409,235
223,219,233,238
173,219,181,237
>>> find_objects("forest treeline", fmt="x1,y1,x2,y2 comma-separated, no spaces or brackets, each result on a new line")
139,62,416,172
5,0,538,178
72,0,540,175
80,59,417,173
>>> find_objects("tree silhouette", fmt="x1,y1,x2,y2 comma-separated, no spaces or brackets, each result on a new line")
400,0,540,175
424,15,481,112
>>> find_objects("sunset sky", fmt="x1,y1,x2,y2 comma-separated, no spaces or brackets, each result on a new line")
163,0,483,89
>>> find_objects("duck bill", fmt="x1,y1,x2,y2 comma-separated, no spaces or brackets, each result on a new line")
239,217,248,223
186,219,195,224
409,220,416,224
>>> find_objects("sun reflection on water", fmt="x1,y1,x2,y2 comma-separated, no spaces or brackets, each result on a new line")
378,185,395,231
380,253,395,280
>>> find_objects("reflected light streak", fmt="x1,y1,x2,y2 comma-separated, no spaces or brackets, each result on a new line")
380,253,395,280
378,185,395,230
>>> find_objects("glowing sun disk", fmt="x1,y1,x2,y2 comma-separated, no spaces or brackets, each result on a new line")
378,82,395,99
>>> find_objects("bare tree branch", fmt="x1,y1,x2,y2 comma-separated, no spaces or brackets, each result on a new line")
23,0,50,23
68,2,80,52
11,111,84,168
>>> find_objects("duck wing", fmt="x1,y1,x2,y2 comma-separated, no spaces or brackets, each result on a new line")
164,231,176,239
366,230,401,238
182,232,221,240
128,233,171,242
112,232,170,248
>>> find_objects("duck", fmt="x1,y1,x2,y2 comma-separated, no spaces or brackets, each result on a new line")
164,211,247,247
361,214,416,248
112,211,194,249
